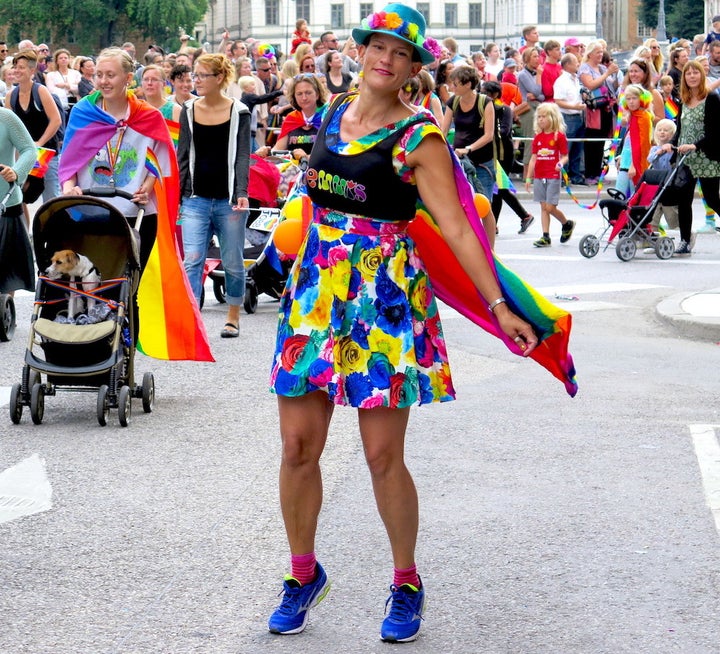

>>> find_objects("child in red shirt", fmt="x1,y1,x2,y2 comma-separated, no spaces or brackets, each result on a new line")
525,103,574,247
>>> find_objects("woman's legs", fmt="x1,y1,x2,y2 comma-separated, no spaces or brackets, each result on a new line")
213,200,246,328
358,407,416,570
278,393,333,556
180,196,213,302
676,175,697,244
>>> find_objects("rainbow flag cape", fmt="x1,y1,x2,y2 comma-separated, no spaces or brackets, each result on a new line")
407,146,577,397
29,147,56,179
664,97,679,120
59,90,214,362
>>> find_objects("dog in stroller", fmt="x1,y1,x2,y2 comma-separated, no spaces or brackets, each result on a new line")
578,155,688,261
8,190,155,427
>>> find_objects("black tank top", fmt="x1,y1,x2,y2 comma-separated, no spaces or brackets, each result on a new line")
193,118,231,199
15,90,58,150
285,124,318,155
306,96,431,221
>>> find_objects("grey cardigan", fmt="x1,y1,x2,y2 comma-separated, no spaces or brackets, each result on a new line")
177,97,251,203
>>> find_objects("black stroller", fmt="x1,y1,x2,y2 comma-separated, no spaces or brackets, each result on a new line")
9,189,154,427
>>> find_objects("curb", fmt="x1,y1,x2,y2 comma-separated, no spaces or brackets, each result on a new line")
655,291,720,342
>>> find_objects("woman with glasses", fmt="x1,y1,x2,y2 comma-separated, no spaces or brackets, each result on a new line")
141,64,179,121
177,53,251,338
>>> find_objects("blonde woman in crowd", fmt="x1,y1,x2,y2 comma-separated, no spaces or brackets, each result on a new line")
46,48,81,112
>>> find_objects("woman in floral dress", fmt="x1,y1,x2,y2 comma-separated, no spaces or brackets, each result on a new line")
266,3,538,643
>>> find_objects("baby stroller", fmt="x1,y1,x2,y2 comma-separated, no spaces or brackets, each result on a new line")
9,189,154,427
578,155,687,262
0,183,18,342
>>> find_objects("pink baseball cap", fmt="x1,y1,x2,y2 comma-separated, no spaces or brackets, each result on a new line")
564,37,584,47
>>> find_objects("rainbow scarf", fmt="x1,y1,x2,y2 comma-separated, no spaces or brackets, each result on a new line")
408,146,577,397
165,119,180,149
628,108,653,186
59,91,213,362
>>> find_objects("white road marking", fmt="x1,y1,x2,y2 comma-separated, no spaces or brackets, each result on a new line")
0,454,53,525
690,424,720,534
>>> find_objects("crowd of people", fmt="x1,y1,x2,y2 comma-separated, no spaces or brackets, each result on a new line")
0,5,717,643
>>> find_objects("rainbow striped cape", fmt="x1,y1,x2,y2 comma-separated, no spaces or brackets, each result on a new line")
408,145,577,397
59,91,213,362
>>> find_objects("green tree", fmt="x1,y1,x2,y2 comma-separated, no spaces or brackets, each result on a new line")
0,0,207,53
638,0,705,41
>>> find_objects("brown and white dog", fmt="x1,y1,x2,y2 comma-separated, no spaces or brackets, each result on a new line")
45,250,101,317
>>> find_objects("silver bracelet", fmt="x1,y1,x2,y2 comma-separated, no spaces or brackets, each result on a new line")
488,297,507,313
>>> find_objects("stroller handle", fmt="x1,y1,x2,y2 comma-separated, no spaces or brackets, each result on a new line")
81,187,136,202
1,182,17,213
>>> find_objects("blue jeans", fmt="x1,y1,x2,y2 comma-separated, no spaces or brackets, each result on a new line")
474,159,496,200
180,196,247,305
562,113,585,182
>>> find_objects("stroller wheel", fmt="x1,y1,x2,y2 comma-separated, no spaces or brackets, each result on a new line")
213,277,227,304
243,282,258,314
655,237,675,260
97,385,110,427
0,294,16,342
118,385,132,427
579,234,600,259
30,383,45,425
616,237,637,262
9,383,23,424
141,372,155,413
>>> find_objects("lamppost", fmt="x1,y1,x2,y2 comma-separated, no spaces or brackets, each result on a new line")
656,0,667,42
595,0,603,39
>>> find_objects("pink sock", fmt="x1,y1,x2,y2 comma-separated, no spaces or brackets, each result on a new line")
291,552,317,585
393,564,420,588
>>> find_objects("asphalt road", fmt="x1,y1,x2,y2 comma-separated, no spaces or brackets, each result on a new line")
1,194,720,653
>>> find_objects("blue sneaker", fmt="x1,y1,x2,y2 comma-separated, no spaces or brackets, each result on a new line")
380,582,426,642
268,562,331,634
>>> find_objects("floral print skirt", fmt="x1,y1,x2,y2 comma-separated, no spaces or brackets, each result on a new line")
270,208,456,408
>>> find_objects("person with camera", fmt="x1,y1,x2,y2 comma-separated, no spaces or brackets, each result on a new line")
579,41,618,185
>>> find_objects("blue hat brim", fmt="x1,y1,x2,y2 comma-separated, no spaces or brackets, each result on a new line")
351,27,435,65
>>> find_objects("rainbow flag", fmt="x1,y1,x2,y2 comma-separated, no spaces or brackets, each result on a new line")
408,145,577,397
59,91,213,362
29,147,57,179
166,119,180,149
664,97,679,120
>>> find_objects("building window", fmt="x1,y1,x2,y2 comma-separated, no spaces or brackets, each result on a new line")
568,0,581,23
266,0,279,26
445,3,458,28
469,3,482,27
537,0,551,23
417,3,430,24
296,0,310,23
359,3,373,20
331,4,344,29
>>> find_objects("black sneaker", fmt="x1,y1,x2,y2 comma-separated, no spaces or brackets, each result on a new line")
560,220,576,243
674,241,691,256
533,235,551,247
518,215,535,234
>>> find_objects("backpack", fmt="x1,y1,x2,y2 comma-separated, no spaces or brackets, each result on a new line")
9,82,66,143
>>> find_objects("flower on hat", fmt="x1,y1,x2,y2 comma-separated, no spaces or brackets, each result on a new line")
385,12,403,29
422,37,441,60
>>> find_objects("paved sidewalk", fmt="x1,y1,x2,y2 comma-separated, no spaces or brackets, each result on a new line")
656,288,720,342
